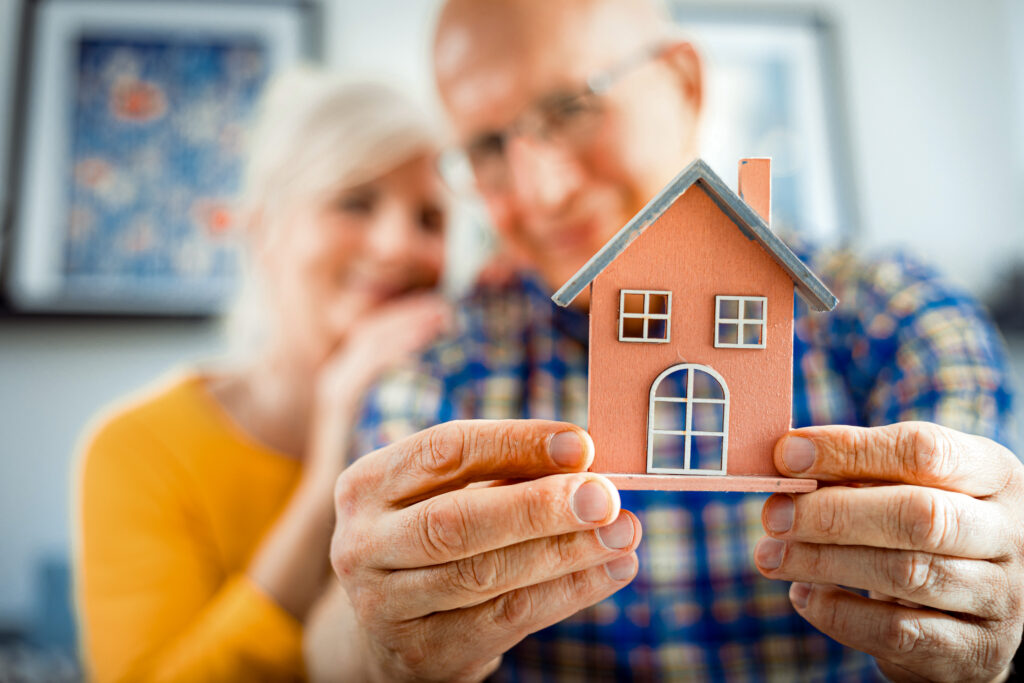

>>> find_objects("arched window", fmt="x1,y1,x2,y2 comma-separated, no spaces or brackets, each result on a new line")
647,364,729,475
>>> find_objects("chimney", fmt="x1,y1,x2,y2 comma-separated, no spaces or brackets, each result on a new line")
738,158,771,226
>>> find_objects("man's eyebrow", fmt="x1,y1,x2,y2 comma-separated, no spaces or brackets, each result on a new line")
536,87,589,107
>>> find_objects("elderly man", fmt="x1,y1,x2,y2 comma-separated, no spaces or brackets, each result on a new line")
308,0,1021,680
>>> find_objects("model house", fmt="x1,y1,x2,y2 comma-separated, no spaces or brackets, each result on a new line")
552,158,838,492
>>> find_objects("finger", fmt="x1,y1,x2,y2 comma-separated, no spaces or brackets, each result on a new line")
420,553,639,675
867,591,926,610
380,511,642,618
375,420,596,505
761,487,1013,558
349,473,620,569
787,582,1015,682
774,422,1018,496
754,539,1010,619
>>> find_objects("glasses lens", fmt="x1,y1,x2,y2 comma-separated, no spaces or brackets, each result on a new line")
539,91,601,144
460,131,508,190
454,89,603,192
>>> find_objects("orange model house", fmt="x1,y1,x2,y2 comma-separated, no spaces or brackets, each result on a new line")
552,158,837,492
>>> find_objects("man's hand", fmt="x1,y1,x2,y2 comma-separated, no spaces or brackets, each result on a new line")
754,421,1024,682
330,420,642,682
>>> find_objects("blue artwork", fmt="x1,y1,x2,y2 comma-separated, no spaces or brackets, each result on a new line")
64,35,269,295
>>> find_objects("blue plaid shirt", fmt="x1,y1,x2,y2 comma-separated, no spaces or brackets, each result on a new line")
353,243,1016,681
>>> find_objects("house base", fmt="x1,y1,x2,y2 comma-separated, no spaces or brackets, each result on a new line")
602,473,818,492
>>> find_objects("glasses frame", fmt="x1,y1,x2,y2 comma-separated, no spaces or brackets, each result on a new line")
440,42,673,193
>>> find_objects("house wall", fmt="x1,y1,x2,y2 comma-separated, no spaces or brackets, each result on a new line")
588,184,794,477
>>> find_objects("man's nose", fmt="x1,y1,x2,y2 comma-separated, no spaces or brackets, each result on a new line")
505,135,586,214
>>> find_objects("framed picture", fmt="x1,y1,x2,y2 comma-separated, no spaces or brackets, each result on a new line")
669,4,858,245
4,0,318,314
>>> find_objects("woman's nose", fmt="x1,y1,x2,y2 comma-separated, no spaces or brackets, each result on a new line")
366,203,417,265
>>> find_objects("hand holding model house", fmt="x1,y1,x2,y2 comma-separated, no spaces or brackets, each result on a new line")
325,159,1024,682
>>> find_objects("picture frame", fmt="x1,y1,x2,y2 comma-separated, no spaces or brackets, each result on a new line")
669,4,859,245
3,0,319,315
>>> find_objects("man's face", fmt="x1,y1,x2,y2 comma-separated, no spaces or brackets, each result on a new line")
435,0,702,298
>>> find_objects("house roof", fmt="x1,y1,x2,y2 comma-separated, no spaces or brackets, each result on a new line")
550,158,838,312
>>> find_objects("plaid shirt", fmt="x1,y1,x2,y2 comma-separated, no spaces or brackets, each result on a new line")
353,243,1016,681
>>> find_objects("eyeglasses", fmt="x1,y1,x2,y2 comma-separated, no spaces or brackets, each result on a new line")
440,43,671,193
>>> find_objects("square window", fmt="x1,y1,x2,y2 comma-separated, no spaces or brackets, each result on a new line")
619,289,671,343
715,296,767,349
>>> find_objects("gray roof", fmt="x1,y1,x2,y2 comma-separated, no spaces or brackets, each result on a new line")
550,158,838,312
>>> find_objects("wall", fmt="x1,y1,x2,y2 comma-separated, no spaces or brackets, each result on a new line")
1,0,1023,630
0,0,226,628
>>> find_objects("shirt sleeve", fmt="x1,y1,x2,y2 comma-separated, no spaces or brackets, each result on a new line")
75,413,304,683
822,251,1017,449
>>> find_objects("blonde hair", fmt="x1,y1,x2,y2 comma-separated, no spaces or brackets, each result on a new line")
225,66,441,356
240,64,440,226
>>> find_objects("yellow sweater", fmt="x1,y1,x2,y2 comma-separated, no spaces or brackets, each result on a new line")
74,373,305,682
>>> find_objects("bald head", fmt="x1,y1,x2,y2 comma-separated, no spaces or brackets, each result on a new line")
435,0,672,118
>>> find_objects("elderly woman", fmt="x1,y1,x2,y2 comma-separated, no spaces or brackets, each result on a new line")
74,67,449,681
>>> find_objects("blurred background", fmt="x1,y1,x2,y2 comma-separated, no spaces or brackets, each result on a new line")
0,0,1022,677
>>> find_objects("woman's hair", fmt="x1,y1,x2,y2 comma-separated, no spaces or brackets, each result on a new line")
224,66,441,356
239,64,440,231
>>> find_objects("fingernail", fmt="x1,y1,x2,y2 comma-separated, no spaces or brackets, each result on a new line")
764,495,794,533
782,437,815,473
549,431,589,468
790,582,812,608
754,537,786,570
604,554,636,581
572,480,613,523
597,514,634,549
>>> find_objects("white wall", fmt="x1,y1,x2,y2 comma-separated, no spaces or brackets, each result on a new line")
677,0,1024,296
824,0,1024,296
0,0,1023,628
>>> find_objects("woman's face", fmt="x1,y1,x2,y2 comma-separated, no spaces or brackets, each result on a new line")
260,153,446,364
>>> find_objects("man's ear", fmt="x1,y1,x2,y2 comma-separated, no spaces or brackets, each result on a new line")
659,40,703,118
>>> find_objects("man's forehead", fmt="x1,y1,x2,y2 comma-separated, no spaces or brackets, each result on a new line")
434,0,660,134
436,21,583,125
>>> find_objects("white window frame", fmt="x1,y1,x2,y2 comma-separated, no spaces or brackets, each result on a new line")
714,295,767,349
646,363,729,475
618,289,671,343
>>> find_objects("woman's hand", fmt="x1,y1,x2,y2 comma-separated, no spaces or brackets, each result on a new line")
305,292,451,485
318,292,450,407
